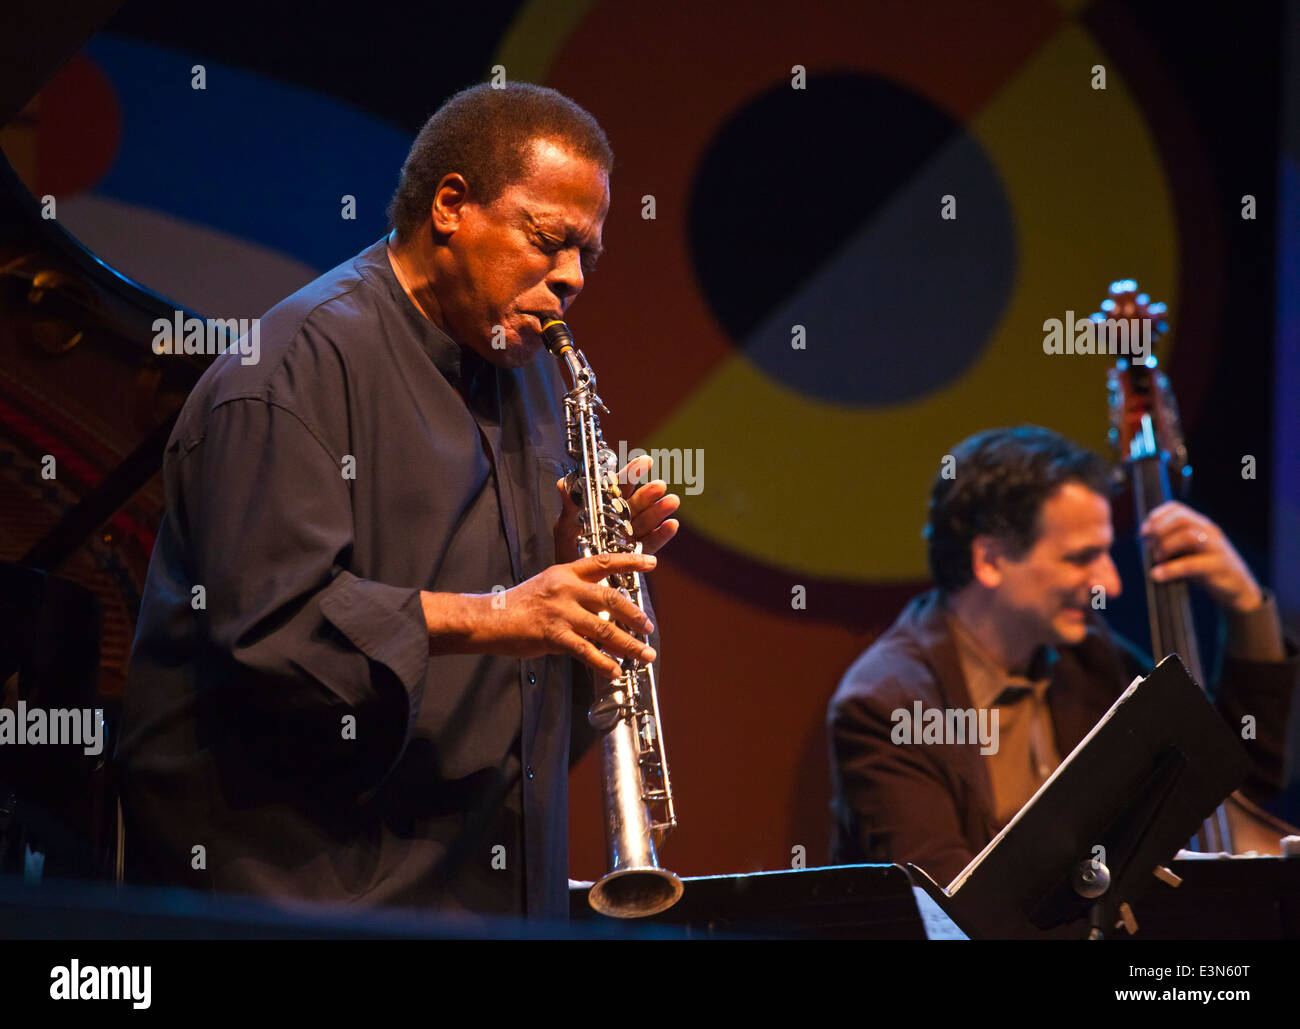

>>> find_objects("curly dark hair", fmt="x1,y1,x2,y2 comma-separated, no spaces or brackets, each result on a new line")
925,425,1112,593
387,82,613,241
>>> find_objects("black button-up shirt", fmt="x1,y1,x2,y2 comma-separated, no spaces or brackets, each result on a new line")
117,237,581,918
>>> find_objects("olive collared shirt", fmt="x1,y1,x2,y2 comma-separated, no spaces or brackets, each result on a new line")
948,596,1286,830
947,618,1061,828
117,238,614,919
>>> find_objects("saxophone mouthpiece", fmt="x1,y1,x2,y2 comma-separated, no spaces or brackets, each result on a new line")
540,319,574,356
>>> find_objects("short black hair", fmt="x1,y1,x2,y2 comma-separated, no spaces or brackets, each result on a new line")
387,82,613,241
925,425,1112,593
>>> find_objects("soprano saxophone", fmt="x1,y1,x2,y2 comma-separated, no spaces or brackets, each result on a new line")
541,319,682,919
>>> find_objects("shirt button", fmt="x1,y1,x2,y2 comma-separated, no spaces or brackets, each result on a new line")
526,766,535,780
527,671,536,685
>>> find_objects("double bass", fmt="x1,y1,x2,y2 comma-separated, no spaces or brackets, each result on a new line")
1102,280,1299,854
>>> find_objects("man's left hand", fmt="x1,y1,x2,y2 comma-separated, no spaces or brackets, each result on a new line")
554,454,681,563
1142,500,1263,613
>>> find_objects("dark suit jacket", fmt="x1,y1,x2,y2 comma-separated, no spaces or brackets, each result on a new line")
827,589,1297,888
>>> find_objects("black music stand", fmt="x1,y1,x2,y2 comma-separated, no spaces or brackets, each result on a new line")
907,655,1250,939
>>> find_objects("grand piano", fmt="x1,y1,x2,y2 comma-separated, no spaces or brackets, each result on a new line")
0,0,211,881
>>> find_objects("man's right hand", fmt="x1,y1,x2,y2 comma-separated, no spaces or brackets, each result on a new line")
421,552,657,680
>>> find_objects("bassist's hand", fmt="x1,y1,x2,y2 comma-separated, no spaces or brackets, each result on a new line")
1142,501,1263,613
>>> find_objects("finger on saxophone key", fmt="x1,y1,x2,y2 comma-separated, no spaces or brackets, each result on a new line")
614,629,656,665
597,608,651,634
573,552,656,580
587,584,653,635
582,609,654,663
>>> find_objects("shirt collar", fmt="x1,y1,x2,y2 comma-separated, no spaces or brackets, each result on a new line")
945,610,1058,709
355,236,465,385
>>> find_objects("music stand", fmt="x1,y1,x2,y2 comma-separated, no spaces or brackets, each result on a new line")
908,655,1250,939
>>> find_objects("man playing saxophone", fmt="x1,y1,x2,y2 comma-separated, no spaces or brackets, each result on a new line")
117,83,681,920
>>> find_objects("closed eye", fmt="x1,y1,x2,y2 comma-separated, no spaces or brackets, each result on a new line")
534,234,601,276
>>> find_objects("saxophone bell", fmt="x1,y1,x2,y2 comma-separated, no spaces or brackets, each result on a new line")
587,686,684,918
